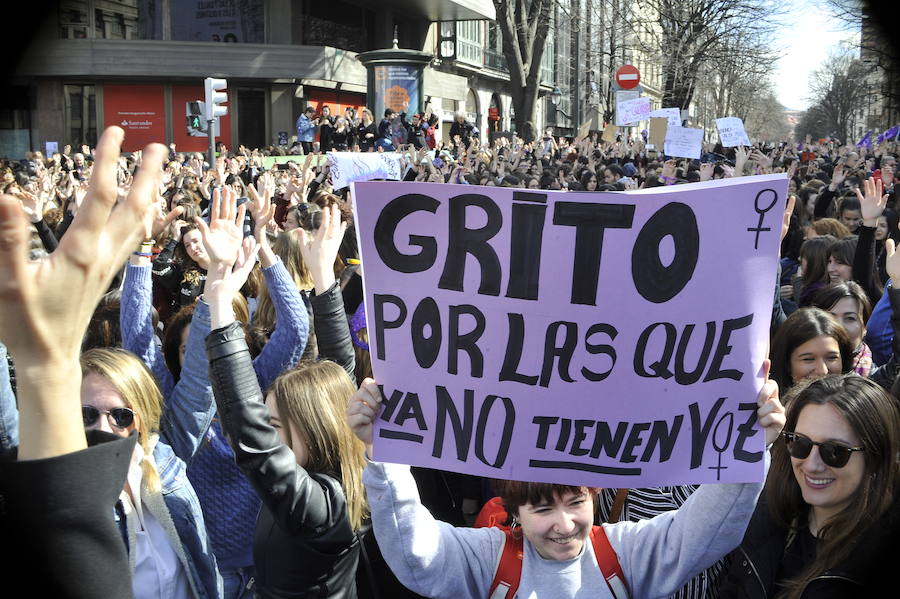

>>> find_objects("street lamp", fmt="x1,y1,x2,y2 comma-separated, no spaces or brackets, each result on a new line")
550,86,562,107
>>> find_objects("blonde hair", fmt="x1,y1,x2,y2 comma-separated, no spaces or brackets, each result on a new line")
80,348,164,493
268,361,368,531
255,231,314,332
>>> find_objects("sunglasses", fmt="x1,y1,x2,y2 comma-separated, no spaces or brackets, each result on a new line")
82,405,135,429
781,431,864,468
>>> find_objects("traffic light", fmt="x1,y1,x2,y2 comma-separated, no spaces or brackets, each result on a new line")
204,77,228,122
186,101,205,132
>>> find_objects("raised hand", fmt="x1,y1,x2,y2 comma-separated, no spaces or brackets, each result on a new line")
247,179,277,267
885,239,900,283
756,360,785,447
855,176,888,227
195,186,246,267
13,188,44,223
830,163,846,190
296,202,347,294
0,127,166,458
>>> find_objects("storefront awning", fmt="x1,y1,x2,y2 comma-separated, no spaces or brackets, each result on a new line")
384,0,495,21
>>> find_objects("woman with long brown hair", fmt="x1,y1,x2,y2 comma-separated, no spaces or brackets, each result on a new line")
719,374,900,598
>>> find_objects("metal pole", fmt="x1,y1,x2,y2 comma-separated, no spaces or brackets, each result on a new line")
207,119,216,167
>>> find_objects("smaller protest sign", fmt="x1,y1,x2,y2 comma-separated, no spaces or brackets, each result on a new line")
716,117,752,147
649,117,668,148
664,126,704,159
602,124,619,143
45,141,59,156
650,107,681,128
617,97,651,126
329,152,403,189
576,119,593,141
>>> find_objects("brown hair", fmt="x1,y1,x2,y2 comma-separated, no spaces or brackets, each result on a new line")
768,375,900,599
493,480,599,526
809,218,850,239
268,360,368,531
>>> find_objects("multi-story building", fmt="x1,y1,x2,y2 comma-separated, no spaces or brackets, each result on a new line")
4,0,500,157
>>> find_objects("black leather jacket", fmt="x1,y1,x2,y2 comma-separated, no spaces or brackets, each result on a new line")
206,322,359,599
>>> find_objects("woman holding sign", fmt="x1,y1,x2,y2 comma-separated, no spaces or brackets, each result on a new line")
346,377,785,599
718,375,900,598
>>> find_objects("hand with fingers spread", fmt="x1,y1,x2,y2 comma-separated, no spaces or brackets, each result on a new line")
13,188,44,223
0,126,166,458
829,163,846,191
195,188,258,329
296,202,347,295
855,176,888,227
248,180,278,267
734,146,749,177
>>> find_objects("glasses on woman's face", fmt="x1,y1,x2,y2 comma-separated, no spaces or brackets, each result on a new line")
82,405,135,429
782,431,864,468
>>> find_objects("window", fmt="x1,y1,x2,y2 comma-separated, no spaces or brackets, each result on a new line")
64,85,97,147
456,21,483,66
60,1,160,40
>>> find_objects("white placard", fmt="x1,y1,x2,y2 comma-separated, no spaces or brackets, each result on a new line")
616,97,651,126
328,152,403,190
664,126,704,159
45,141,59,156
716,117,752,147
650,107,681,128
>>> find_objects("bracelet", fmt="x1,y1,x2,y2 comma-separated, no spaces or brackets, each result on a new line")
133,251,153,258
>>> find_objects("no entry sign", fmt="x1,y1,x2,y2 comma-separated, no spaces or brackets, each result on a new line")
616,64,641,90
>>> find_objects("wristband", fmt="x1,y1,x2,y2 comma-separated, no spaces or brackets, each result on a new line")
133,251,153,258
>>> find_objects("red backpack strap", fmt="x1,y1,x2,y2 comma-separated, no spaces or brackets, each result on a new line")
590,525,630,599
488,529,524,599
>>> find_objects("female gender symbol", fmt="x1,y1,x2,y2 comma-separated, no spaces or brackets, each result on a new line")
709,411,735,481
747,188,779,250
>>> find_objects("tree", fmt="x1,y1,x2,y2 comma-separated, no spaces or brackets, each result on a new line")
795,104,831,142
632,0,782,110
807,47,873,143
493,0,554,141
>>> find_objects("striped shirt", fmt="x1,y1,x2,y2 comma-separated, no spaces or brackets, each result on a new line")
597,486,725,599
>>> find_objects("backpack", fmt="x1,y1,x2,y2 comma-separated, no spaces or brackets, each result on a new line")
487,525,629,599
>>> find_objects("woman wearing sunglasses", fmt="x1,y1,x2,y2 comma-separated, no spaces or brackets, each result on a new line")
719,374,900,598
80,347,222,599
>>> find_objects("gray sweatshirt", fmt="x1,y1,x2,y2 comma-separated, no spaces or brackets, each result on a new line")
363,459,768,599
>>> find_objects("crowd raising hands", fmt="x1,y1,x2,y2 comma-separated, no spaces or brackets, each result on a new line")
3,121,900,598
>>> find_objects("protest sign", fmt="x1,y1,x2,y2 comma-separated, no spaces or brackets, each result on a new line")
601,124,619,143
260,155,329,170
649,117,668,148
352,175,787,487
664,126,704,159
617,97,651,126
328,152,403,189
650,107,681,128
716,117,752,147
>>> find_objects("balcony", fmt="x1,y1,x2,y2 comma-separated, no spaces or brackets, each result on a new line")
484,49,508,73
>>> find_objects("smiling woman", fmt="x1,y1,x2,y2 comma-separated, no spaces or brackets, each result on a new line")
719,375,900,598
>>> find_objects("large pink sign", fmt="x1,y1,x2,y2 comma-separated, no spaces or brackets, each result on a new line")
352,175,787,486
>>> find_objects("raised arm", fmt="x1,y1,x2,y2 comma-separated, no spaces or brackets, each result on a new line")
298,204,355,380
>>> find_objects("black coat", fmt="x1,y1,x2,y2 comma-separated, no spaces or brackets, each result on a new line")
205,322,359,599
0,432,137,598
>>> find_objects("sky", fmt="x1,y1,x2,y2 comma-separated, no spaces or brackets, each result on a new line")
773,0,861,111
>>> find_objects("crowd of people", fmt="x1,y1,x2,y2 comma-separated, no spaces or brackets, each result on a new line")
1,120,900,599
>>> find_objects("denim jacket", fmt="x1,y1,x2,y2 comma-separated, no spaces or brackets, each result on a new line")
296,114,317,142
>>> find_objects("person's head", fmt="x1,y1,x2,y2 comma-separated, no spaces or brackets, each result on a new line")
875,207,899,242
321,105,331,117
304,106,315,117
837,197,862,233
603,164,624,184
266,361,369,530
798,235,837,286
162,303,196,380
768,375,900,596
177,223,211,269
80,348,164,492
455,111,466,123
361,108,373,124
826,236,857,284
769,308,854,391
580,170,598,191
384,108,395,120
811,281,871,350
494,479,599,561
806,217,850,240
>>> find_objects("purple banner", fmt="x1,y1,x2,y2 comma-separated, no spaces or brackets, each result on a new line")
352,175,787,486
